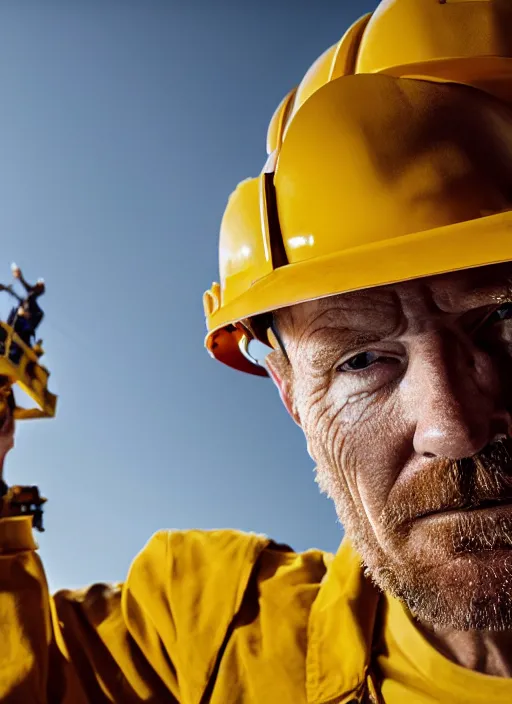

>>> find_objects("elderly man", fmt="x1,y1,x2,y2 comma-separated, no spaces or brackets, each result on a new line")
3,1,512,702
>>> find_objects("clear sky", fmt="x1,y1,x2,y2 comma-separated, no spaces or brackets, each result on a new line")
0,0,378,591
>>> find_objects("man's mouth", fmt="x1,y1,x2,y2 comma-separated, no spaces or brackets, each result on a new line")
418,496,512,521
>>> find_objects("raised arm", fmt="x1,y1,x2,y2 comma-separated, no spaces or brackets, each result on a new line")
0,396,181,702
0,284,23,303
0,434,181,703
11,265,32,293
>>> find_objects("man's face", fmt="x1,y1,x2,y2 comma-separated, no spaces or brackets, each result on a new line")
269,263,512,630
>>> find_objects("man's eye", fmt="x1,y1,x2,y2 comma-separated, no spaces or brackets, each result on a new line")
337,351,383,372
487,303,512,325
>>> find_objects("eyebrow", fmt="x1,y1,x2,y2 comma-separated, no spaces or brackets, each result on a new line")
297,274,512,371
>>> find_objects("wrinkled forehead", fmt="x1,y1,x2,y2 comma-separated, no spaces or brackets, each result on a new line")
282,262,512,332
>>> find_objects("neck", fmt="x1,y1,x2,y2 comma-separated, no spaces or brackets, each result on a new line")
417,619,512,677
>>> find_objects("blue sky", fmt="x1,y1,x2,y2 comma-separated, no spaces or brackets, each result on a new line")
0,0,377,590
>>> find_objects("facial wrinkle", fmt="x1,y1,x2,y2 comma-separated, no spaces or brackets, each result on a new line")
356,392,407,538
296,292,401,336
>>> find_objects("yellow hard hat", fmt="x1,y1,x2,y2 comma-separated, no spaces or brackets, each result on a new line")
204,0,512,376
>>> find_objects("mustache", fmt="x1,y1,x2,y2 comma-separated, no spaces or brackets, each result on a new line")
381,438,512,534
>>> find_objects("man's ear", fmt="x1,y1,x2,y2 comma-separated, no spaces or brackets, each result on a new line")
265,350,301,426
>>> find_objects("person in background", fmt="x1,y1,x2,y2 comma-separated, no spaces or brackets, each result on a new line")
4,264,45,346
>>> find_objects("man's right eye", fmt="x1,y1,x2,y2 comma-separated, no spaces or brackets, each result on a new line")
486,302,512,326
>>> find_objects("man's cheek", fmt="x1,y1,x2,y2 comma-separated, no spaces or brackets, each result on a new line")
319,389,404,513
322,388,382,465
301,389,363,487
299,388,341,458
357,401,413,531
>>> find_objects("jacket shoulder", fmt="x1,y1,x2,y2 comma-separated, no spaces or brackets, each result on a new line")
52,529,332,703
131,528,330,607
130,529,330,699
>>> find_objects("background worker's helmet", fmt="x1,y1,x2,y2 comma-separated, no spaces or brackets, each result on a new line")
204,0,512,376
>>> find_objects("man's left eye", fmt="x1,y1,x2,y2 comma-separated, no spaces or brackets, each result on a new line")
487,303,512,325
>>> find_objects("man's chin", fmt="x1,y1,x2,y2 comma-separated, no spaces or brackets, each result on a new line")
329,467,512,629
369,543,512,631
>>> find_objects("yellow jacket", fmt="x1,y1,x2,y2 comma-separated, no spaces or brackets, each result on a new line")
0,516,380,704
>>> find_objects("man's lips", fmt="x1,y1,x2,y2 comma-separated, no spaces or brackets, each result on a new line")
417,496,512,521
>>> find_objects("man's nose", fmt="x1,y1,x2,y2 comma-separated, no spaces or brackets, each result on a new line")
409,332,511,460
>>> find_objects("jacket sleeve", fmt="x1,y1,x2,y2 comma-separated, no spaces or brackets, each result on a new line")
0,516,179,703
0,516,269,704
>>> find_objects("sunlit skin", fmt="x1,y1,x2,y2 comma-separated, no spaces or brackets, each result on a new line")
265,262,512,677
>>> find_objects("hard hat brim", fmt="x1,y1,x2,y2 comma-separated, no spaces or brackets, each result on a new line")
206,209,512,374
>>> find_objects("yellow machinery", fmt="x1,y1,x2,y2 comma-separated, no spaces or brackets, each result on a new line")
0,321,57,420
0,484,46,532
0,310,57,531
